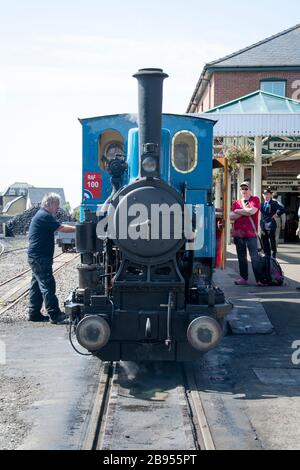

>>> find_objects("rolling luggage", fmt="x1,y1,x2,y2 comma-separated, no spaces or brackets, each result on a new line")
259,255,284,286
249,216,284,286
268,256,284,286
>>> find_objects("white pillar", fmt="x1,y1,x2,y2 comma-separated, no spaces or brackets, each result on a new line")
214,173,222,209
237,165,245,192
250,166,254,189
226,172,232,244
254,136,262,199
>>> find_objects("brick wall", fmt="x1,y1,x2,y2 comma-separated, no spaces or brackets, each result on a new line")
263,160,300,179
198,70,300,111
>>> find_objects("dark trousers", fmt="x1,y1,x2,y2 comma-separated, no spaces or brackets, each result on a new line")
234,237,261,282
28,257,61,319
261,230,277,256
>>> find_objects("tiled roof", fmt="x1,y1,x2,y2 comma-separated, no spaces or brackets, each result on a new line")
208,24,300,68
3,182,33,196
9,182,33,189
27,188,66,206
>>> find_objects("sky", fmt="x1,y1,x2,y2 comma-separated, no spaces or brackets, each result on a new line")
0,0,299,208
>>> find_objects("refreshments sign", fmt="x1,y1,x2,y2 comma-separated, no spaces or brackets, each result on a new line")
268,140,300,150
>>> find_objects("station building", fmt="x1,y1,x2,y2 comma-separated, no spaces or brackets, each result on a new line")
187,24,300,246
187,24,300,113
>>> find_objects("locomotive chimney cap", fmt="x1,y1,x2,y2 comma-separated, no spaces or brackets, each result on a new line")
133,68,169,78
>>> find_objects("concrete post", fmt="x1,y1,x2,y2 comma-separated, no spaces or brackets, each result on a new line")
254,136,262,199
250,166,254,189
226,172,232,244
214,173,222,209
237,165,245,193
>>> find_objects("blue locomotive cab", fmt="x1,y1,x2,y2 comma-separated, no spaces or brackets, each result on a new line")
79,113,216,262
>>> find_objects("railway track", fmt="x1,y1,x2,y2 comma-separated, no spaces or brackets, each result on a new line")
0,244,28,258
0,242,5,257
80,361,215,450
0,252,79,315
0,251,66,289
0,246,28,256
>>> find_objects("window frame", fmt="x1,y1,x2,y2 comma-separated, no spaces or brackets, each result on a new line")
260,79,287,97
171,130,198,174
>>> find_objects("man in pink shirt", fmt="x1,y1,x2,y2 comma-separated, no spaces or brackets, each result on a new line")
230,181,262,286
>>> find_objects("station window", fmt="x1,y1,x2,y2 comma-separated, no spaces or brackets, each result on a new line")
260,80,286,97
98,130,124,172
172,131,198,173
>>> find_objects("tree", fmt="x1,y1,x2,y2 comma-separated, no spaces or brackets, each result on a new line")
63,202,72,214
72,206,80,221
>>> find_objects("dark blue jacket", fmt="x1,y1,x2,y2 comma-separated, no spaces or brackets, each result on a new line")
28,209,60,259
260,200,285,232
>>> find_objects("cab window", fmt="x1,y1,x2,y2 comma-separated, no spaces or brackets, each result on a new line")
172,131,197,173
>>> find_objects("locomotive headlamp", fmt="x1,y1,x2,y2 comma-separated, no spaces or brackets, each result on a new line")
142,156,157,173
76,315,110,351
187,316,222,352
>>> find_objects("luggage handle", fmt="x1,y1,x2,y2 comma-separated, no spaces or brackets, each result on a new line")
248,216,264,252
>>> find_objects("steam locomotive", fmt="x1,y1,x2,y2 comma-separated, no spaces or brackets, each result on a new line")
65,68,232,361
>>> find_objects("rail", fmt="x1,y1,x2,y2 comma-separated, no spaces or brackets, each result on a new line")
80,361,216,450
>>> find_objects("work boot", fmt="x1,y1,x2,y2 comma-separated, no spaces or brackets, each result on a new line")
50,313,69,325
28,314,50,322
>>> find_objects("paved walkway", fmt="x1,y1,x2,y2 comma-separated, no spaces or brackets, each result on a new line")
214,243,300,335
194,242,300,449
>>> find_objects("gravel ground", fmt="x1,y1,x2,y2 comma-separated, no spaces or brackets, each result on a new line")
0,375,38,450
0,242,80,449
0,257,79,323
0,236,29,285
0,236,78,323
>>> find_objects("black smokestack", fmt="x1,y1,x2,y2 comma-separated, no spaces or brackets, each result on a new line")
133,68,168,178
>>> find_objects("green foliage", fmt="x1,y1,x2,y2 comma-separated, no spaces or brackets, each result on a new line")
63,202,72,214
226,144,254,166
72,207,80,221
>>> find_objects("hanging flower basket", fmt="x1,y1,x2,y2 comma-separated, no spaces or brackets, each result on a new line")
225,144,254,179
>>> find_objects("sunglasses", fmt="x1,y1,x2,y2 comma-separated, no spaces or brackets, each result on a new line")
240,187,249,190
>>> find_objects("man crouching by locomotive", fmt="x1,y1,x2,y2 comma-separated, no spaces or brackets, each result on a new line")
27,193,75,324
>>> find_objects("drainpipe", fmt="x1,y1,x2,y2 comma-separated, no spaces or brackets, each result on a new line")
201,78,212,110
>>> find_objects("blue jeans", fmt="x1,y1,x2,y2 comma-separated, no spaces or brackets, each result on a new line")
28,257,62,319
234,237,261,282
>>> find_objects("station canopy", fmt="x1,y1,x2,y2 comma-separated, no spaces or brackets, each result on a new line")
196,90,300,137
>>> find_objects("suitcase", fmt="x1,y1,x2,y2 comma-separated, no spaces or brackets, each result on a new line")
249,216,284,286
259,255,284,286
